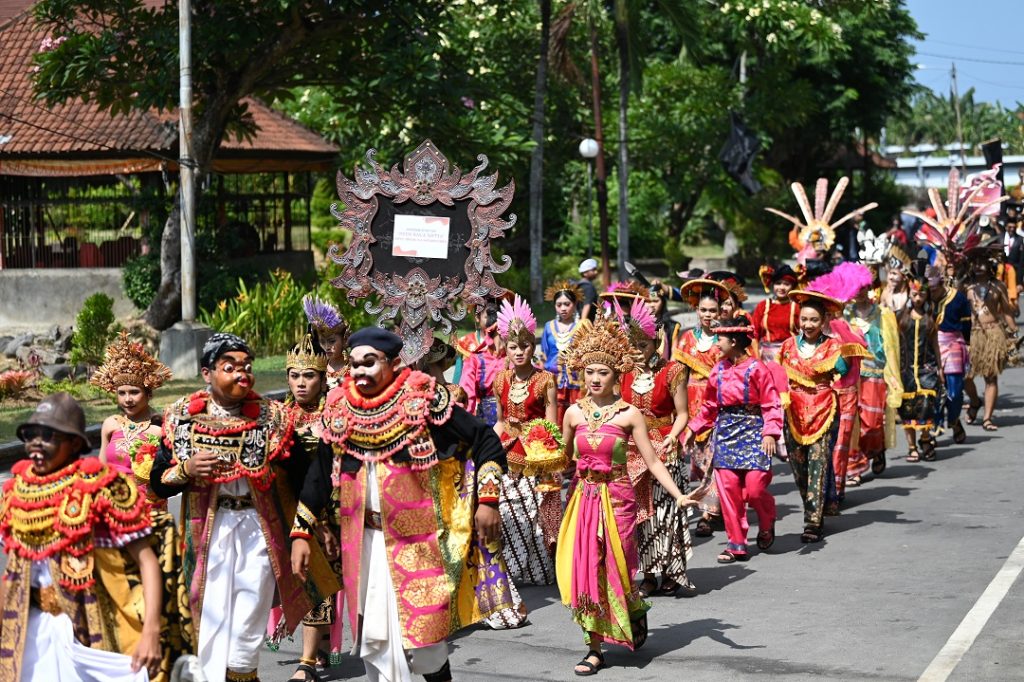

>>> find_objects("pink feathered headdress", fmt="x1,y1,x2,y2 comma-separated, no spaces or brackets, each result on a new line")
807,261,873,304
497,294,537,346
611,296,658,345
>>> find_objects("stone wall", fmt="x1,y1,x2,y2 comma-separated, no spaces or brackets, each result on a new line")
0,268,136,334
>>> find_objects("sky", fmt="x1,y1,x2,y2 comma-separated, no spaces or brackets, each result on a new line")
906,0,1024,106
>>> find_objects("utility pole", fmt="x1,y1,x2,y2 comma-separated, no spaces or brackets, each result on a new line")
179,0,196,322
952,61,966,170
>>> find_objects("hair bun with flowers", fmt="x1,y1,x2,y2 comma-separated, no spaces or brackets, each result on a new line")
497,295,538,347
90,330,172,393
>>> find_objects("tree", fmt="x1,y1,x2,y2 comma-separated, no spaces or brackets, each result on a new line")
529,0,552,307
32,0,450,329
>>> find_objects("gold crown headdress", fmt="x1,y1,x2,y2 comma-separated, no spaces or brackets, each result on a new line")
766,177,878,256
286,333,328,372
565,316,636,375
90,331,172,393
544,279,585,303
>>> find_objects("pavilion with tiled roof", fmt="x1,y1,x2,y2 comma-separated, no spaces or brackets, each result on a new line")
0,0,339,270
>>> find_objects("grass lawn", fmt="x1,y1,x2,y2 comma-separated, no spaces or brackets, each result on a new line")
0,355,288,443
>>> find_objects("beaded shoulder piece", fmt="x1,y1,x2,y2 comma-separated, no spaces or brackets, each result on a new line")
0,458,150,591
321,368,454,470
162,391,295,491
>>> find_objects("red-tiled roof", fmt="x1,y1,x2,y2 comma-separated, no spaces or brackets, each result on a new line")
0,2,338,175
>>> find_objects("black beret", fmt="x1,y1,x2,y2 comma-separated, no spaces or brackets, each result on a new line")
201,333,252,369
348,327,403,359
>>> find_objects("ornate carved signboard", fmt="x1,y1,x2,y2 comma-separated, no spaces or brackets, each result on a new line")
328,140,514,365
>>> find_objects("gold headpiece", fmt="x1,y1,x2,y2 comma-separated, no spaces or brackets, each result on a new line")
544,279,585,303
90,331,172,393
565,316,636,375
286,334,328,372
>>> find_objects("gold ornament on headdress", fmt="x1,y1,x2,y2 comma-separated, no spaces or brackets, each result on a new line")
565,316,636,375
544,279,585,303
766,177,878,253
286,334,328,372
90,331,172,393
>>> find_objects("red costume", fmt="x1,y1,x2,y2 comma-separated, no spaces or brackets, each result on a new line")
751,298,799,344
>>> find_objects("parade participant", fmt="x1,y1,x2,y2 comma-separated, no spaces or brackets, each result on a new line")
779,291,849,543
646,287,681,360
94,331,172,472
708,270,748,318
578,258,601,322
683,317,783,563
304,294,351,390
557,317,698,676
91,332,193,682
672,277,730,537
927,267,972,444
453,304,490,384
459,304,504,425
150,333,329,682
844,270,902,483
540,279,588,422
493,295,560,586
880,245,912,312
617,298,692,597
899,272,943,462
2,393,161,681
291,327,508,682
964,254,1018,431
750,264,800,363
276,333,346,681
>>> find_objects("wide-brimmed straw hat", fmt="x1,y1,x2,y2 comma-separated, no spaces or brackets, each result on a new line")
788,289,844,316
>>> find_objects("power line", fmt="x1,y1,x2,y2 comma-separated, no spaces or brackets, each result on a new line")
923,38,1024,58
916,51,1024,67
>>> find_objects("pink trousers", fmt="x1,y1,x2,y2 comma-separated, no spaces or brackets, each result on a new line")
713,468,776,555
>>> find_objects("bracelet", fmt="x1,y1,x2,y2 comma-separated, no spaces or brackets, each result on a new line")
675,495,690,508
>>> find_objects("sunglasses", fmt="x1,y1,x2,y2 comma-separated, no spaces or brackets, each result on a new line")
18,425,64,443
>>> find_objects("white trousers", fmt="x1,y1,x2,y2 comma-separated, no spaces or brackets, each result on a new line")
357,464,448,682
21,608,148,682
198,507,276,682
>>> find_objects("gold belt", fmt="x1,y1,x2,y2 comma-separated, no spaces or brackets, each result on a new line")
579,465,628,483
217,495,254,510
31,586,62,616
364,510,383,530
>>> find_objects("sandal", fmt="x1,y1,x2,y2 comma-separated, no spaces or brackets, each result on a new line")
288,663,322,682
871,451,886,475
952,420,967,444
905,447,920,463
694,517,713,537
756,525,775,550
800,527,823,544
966,399,982,424
717,549,749,564
637,577,658,598
921,439,937,461
656,578,680,596
983,419,999,431
574,650,606,676
846,475,861,488
631,613,649,649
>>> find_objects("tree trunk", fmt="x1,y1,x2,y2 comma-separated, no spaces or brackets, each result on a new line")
589,19,611,288
528,0,551,308
614,15,629,282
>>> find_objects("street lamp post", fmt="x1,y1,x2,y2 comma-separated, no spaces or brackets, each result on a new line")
579,138,598,259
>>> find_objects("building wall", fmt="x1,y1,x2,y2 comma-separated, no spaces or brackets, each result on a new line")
0,268,136,333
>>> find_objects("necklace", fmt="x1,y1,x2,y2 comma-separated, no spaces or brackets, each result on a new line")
694,327,715,352
579,396,627,432
115,415,151,455
509,372,531,404
631,370,655,395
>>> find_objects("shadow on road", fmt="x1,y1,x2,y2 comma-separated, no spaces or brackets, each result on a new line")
604,617,765,672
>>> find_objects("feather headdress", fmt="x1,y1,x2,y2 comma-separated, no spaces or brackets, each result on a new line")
90,330,172,392
767,177,878,263
806,261,873,304
302,294,349,336
565,316,635,375
906,167,1005,275
599,280,651,301
886,243,912,274
611,296,658,345
497,295,538,347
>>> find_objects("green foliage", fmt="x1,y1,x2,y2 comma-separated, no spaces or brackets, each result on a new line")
199,268,376,356
887,88,1024,153
37,376,112,402
69,293,116,366
122,254,161,310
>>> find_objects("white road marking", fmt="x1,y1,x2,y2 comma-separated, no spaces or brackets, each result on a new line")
919,533,1024,681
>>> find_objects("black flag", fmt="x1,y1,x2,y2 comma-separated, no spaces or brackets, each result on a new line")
719,112,762,195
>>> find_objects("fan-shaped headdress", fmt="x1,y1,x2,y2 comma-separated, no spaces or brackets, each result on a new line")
806,261,874,305
544,279,585,304
303,294,350,337
497,295,538,347
767,177,878,263
565,316,636,375
906,167,1005,276
90,330,172,393
286,333,328,373
886,243,912,275
611,297,658,346
599,281,651,303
